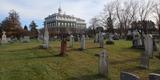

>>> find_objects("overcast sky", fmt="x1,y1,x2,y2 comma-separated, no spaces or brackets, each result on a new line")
0,0,112,28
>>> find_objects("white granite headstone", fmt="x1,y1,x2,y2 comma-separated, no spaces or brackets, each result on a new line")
69,35,74,48
108,33,113,42
144,34,153,57
22,36,30,43
98,50,108,76
42,25,49,48
80,35,85,50
99,32,104,48
1,31,7,44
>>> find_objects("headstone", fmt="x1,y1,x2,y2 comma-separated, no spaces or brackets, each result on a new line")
37,30,41,41
120,72,140,80
60,38,67,56
7,38,11,42
80,34,85,50
98,50,108,77
1,31,8,44
42,25,49,49
99,31,104,48
108,33,113,42
149,73,160,80
114,33,119,40
139,34,152,69
22,36,30,43
94,34,99,43
132,30,142,47
69,35,74,48
144,34,153,58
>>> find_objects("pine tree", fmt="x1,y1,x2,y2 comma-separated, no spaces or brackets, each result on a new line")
29,21,38,38
23,25,29,36
1,10,23,38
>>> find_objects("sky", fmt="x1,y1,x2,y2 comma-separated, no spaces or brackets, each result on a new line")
0,0,110,29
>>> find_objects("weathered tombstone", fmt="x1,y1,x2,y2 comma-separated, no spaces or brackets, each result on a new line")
1,31,8,44
99,31,104,48
132,30,142,48
22,36,30,43
98,50,108,77
37,29,41,41
120,72,140,80
137,33,142,47
106,33,114,44
94,34,99,43
145,34,153,58
69,35,74,48
149,73,160,80
60,38,67,56
156,42,160,57
80,34,85,50
7,38,11,42
108,33,113,42
42,25,49,49
139,34,151,69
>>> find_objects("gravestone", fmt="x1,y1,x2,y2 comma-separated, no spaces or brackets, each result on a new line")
1,31,8,44
80,34,85,50
60,38,67,56
132,30,142,48
120,72,140,80
149,73,160,80
98,50,108,77
144,34,153,58
69,35,74,48
99,31,104,48
139,34,151,69
7,38,11,42
106,33,114,44
42,25,49,49
22,36,30,43
94,34,99,43
37,30,41,41
108,33,113,42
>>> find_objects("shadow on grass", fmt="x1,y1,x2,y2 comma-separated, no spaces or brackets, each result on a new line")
67,47,101,52
121,47,144,52
23,55,55,60
152,69,160,74
123,66,148,72
66,74,108,80
110,58,139,65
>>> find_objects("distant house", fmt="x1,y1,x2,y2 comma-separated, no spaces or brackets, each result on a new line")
44,7,86,37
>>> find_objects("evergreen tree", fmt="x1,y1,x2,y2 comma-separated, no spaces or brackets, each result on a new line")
24,25,28,31
1,10,23,38
23,25,29,36
29,21,38,38
107,17,114,33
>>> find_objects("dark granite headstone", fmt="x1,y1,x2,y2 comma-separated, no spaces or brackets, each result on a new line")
149,73,160,80
120,72,140,80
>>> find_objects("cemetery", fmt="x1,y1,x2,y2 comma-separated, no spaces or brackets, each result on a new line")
0,0,160,80
0,37,159,80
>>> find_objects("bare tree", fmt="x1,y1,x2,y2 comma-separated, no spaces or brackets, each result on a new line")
138,0,155,21
115,0,138,37
102,1,116,33
89,16,101,36
153,2,160,35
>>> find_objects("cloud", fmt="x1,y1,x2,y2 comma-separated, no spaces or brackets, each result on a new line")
0,0,107,28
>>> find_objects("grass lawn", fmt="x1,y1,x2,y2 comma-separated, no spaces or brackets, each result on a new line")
0,39,159,80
